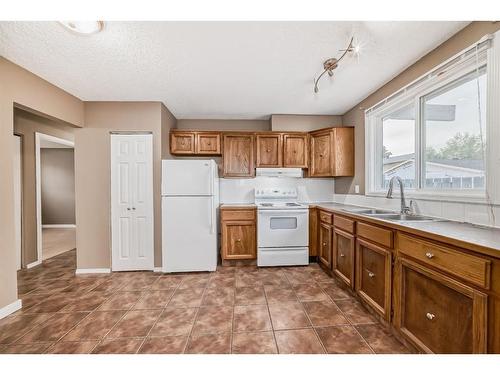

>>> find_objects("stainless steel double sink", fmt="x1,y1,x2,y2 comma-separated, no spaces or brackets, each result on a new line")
340,207,444,223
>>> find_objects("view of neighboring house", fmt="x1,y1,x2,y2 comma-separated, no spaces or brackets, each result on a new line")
383,153,485,189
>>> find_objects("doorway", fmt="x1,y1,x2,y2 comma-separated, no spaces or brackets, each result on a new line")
35,132,76,262
13,134,23,271
110,133,154,271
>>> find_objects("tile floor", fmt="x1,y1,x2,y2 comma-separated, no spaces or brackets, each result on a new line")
0,250,410,354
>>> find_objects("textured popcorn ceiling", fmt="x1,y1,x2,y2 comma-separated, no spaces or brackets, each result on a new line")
0,21,468,119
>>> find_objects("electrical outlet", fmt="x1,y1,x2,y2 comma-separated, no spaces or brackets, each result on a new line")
355,185,360,194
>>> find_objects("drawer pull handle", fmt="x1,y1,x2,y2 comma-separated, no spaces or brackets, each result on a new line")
368,271,375,278
426,312,435,320
340,253,345,258
425,252,434,259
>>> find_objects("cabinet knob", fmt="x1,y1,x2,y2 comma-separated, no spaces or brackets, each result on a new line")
266,149,271,152
425,252,434,259
127,207,131,210
323,242,326,246
368,271,375,278
236,239,241,242
426,312,436,320
319,154,323,157
293,150,297,153
340,253,345,257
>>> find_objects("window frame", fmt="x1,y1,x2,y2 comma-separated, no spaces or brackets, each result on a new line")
365,38,493,203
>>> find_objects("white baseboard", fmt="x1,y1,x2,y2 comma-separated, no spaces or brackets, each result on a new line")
26,260,42,269
153,267,163,273
75,268,111,274
0,299,22,320
42,224,76,229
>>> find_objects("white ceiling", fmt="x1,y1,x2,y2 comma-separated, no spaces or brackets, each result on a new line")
0,21,468,119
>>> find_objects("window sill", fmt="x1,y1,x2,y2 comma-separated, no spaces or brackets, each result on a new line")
366,190,495,205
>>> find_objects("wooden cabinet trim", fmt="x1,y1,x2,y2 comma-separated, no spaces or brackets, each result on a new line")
397,233,491,290
309,207,318,257
319,222,332,269
355,238,392,321
394,257,488,353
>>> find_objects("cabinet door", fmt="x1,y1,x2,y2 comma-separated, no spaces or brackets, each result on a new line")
222,134,255,177
256,134,282,167
170,132,196,154
283,133,308,168
319,222,332,269
196,133,221,155
310,132,333,176
394,258,487,353
355,238,392,321
222,221,256,260
309,208,318,257
333,228,355,289
332,127,354,176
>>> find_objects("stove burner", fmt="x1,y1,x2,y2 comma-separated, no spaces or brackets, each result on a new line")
260,203,274,207
285,203,300,207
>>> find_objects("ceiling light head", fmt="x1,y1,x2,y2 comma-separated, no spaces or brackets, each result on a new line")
59,21,104,35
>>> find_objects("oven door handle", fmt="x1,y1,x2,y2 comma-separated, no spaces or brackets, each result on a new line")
258,209,309,215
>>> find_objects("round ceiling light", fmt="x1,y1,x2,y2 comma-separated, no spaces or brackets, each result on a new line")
59,21,104,35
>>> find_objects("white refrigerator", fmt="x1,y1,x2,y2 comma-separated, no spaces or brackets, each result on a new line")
161,159,219,272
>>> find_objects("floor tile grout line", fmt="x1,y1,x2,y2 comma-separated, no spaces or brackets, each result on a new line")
136,277,182,353
263,274,281,354
180,273,212,354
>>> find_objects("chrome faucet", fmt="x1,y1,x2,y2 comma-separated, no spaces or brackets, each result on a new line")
386,176,411,214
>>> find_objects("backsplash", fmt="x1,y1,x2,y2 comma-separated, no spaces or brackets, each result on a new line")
333,194,500,228
220,177,335,204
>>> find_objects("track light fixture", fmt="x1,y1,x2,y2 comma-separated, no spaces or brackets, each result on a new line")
314,36,358,93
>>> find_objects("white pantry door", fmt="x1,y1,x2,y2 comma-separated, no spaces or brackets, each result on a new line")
111,134,154,271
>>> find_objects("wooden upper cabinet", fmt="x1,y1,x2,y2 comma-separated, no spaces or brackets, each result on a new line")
283,133,308,168
196,132,221,155
256,133,282,167
309,127,354,177
170,131,196,154
222,133,255,177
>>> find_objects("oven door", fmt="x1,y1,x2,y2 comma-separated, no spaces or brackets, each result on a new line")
258,209,309,248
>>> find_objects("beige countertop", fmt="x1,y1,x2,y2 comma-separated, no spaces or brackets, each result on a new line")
308,201,500,258
220,203,256,208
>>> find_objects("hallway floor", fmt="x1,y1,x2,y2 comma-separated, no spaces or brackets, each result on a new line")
1,250,409,354
42,228,76,260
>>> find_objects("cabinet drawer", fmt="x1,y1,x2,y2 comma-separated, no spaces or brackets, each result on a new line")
396,258,487,353
221,209,256,221
319,210,333,225
357,222,393,248
397,233,491,289
333,215,355,234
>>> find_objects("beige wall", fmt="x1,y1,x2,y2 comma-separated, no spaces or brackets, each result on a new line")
41,148,75,225
75,102,173,269
271,114,342,132
176,119,270,131
13,109,75,265
0,57,83,311
337,21,500,194
161,104,178,159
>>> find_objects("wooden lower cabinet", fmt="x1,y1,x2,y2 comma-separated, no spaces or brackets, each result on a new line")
221,207,256,260
355,238,392,321
319,222,332,268
333,228,355,289
394,257,487,353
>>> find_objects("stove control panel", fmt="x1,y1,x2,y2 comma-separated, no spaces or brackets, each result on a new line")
254,188,298,199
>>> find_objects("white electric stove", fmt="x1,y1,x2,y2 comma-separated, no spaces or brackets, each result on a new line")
255,188,309,267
